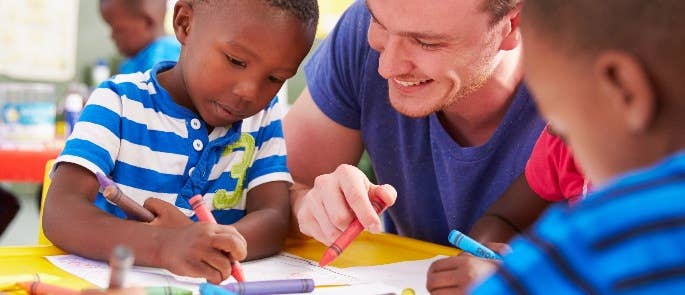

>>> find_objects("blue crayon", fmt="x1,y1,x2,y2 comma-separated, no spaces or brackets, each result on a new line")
199,283,237,295
448,230,503,260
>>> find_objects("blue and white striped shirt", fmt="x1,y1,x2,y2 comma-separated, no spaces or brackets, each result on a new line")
473,151,685,294
56,61,292,224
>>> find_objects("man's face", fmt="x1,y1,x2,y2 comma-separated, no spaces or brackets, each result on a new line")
100,0,151,57
522,24,629,184
177,1,314,127
366,0,505,118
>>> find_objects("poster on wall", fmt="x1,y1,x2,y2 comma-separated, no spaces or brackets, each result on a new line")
0,0,79,81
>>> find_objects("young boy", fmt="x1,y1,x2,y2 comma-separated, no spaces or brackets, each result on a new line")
100,0,181,74
44,0,318,284
472,0,685,293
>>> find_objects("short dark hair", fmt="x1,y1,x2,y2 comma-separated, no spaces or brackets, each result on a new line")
264,0,319,28
197,0,318,28
523,0,685,98
482,0,518,25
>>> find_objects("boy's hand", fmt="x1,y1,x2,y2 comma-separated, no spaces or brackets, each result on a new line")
144,198,193,228
293,164,397,246
426,243,511,295
159,223,247,284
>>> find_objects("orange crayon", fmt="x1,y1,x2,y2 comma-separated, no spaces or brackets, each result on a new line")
189,194,246,282
17,281,79,295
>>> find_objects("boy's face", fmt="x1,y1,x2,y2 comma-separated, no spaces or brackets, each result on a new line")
366,0,513,118
177,1,314,127
100,0,153,57
522,26,633,184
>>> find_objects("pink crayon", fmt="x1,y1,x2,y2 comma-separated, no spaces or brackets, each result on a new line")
189,194,246,282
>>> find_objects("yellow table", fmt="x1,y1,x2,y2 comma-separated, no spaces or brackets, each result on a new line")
0,232,459,291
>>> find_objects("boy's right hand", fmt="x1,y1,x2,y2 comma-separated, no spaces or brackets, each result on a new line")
159,223,247,284
293,164,397,245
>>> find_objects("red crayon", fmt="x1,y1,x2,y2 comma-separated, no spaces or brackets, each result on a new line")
319,199,386,267
17,281,79,295
189,194,246,282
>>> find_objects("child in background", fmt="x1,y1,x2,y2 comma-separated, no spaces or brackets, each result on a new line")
0,187,19,236
44,0,318,284
100,0,181,74
474,0,685,293
469,126,588,243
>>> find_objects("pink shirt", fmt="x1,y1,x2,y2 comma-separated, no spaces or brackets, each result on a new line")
525,127,589,203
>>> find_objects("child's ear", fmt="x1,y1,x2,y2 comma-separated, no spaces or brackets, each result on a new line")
172,1,193,45
499,3,522,51
594,51,657,133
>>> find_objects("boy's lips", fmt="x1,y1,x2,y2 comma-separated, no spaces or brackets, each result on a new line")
215,102,246,119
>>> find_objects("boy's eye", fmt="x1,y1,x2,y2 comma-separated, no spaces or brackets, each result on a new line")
226,55,247,68
268,76,285,84
415,38,439,50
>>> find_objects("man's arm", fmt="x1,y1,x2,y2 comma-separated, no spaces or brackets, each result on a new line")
284,88,396,245
469,174,551,243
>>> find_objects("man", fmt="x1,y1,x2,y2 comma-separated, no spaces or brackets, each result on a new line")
284,0,544,247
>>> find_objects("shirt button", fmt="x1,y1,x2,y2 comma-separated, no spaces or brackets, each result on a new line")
188,167,195,176
190,118,201,130
193,139,203,151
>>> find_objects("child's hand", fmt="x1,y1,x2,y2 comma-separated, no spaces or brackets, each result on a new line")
426,242,510,295
144,198,193,228
159,223,247,284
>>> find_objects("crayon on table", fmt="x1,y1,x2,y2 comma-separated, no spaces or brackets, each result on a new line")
202,279,314,295
96,173,155,222
319,199,386,267
189,194,246,282
108,245,134,289
0,273,61,290
198,283,237,295
16,281,79,295
447,229,502,260
143,286,193,295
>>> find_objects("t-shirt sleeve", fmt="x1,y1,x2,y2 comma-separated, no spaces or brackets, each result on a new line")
54,84,123,176
525,127,585,202
244,96,293,192
303,0,371,130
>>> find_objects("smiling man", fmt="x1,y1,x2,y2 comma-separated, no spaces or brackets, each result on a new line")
285,0,544,247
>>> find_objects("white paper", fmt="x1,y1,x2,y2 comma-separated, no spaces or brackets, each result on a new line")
46,253,444,294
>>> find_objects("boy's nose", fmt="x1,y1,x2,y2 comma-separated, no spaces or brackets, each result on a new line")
232,81,259,103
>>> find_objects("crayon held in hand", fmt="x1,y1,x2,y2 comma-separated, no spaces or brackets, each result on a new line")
189,194,246,282
319,199,386,267
96,172,155,222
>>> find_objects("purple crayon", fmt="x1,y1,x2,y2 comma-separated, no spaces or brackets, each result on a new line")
220,279,314,295
96,172,155,222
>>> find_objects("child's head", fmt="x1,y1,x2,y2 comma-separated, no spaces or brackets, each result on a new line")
100,0,168,57
167,0,318,128
520,0,685,184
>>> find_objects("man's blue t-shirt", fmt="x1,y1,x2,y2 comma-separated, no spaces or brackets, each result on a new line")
474,151,685,294
119,36,181,74
304,0,545,245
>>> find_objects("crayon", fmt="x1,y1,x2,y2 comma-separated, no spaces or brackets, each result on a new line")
218,279,314,295
0,273,61,290
448,229,502,260
199,283,238,295
189,194,246,282
16,281,79,295
96,172,155,222
319,199,386,267
143,286,193,295
108,245,134,289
